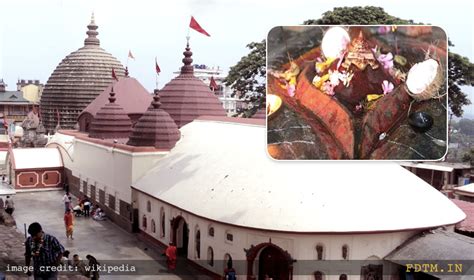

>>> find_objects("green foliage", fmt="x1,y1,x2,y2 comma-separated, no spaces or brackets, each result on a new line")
304,6,414,25
461,148,474,166
448,52,474,117
225,6,472,117
224,40,266,116
458,118,474,135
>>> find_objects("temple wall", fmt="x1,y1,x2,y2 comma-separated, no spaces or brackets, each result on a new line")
134,189,418,280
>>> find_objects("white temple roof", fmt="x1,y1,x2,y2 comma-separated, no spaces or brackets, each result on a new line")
133,119,465,233
10,148,63,170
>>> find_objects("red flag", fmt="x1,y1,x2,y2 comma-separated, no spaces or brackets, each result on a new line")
128,50,135,60
209,76,218,91
189,16,210,37
112,68,118,81
155,58,161,74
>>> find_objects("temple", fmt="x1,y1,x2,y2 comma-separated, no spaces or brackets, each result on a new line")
3,17,472,280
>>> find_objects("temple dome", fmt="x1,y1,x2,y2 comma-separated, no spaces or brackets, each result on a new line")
127,90,181,150
89,87,132,139
158,42,226,127
40,14,125,132
78,71,153,132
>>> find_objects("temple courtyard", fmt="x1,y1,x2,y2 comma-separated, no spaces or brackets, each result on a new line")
3,189,211,280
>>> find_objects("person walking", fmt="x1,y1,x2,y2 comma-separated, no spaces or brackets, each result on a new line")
164,242,177,271
86,254,100,280
24,222,65,280
64,209,74,240
4,196,14,215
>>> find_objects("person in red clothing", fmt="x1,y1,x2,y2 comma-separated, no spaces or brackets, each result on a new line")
64,209,74,240
165,242,177,271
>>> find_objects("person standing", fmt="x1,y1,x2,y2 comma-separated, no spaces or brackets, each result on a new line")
86,255,100,280
83,197,91,217
64,209,74,240
165,242,177,271
62,192,71,212
4,196,14,215
24,222,65,280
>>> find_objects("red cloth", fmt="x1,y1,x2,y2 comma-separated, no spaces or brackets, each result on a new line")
155,58,161,74
209,76,218,90
64,213,74,227
165,245,177,270
112,68,118,81
128,50,135,59
189,16,210,37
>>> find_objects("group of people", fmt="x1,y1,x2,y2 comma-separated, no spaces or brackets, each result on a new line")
25,222,100,280
63,192,105,220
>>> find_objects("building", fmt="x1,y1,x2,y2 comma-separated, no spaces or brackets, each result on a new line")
6,148,63,189
174,64,241,116
40,14,125,132
17,79,44,103
0,79,31,124
400,162,472,193
77,71,153,133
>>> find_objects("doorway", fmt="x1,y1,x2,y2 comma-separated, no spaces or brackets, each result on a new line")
258,245,290,280
171,216,189,257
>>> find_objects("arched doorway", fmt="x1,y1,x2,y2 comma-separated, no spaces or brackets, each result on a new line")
258,246,289,280
245,242,294,280
171,216,189,256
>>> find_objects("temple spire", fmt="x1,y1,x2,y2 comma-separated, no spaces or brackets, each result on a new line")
84,13,100,46
108,87,116,103
152,89,161,109
181,38,194,74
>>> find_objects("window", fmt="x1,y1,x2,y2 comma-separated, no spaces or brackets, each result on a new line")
151,219,156,233
147,201,151,213
225,231,233,242
339,274,347,280
316,244,324,260
195,227,201,259
224,253,233,271
160,207,165,237
208,226,214,237
142,215,147,230
207,247,214,266
342,245,349,260
314,271,324,280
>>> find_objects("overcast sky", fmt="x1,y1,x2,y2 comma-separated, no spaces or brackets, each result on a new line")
0,0,473,115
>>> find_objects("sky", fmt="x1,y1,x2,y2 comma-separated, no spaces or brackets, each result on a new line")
0,0,473,115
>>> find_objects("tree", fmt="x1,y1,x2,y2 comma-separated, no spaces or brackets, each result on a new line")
303,6,413,25
448,52,473,117
225,6,472,117
224,40,266,117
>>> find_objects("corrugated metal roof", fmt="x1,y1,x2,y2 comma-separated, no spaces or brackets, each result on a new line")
0,91,30,103
11,148,63,170
452,199,474,233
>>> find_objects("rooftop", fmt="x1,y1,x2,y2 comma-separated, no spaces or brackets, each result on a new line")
132,119,465,233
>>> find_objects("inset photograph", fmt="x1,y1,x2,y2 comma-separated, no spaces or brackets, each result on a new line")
267,26,448,160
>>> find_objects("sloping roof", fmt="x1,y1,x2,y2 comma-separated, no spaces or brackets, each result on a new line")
158,43,226,128
400,162,472,172
385,229,474,279
451,199,474,233
132,119,465,233
0,90,30,104
455,183,474,194
10,148,63,170
81,76,152,118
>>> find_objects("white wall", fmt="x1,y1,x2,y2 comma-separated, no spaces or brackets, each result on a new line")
48,133,166,204
136,191,418,280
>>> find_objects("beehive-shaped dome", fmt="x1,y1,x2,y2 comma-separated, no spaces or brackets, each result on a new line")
89,87,132,139
158,42,226,127
40,14,125,132
127,90,181,150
